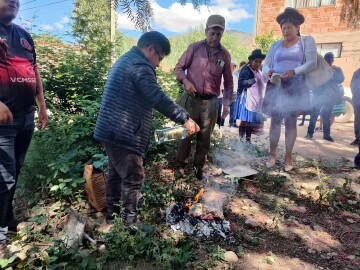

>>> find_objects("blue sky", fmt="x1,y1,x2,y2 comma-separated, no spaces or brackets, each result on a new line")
16,0,255,42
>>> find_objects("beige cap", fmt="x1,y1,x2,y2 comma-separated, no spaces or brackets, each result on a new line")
206,15,225,30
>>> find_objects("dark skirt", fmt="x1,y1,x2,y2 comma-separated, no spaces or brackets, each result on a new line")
262,76,310,118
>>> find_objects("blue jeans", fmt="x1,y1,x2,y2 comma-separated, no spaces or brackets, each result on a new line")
0,113,34,228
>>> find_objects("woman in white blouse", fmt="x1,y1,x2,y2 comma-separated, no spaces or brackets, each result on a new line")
262,8,317,171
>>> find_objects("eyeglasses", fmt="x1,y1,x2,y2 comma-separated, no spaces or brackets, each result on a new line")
153,46,163,62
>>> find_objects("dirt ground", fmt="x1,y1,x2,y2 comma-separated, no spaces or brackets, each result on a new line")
210,118,360,270
3,118,359,270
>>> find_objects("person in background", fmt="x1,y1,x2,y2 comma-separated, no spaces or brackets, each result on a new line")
352,68,360,168
0,0,48,244
351,68,360,146
305,52,344,142
174,14,233,181
94,31,199,231
315,96,346,132
232,61,247,127
262,7,317,172
219,61,238,128
234,49,266,143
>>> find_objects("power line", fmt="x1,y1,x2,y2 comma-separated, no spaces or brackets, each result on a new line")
21,0,39,6
20,0,70,11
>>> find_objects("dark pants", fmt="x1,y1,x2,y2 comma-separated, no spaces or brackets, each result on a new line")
176,93,218,170
354,102,360,166
104,144,144,225
217,98,223,127
353,102,360,140
219,100,235,127
355,147,360,167
307,105,333,137
229,101,236,127
0,114,34,229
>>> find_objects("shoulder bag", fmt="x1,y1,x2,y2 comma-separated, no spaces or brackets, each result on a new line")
302,36,333,89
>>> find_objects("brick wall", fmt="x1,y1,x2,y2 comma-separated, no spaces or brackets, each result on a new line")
255,0,360,87
256,0,353,36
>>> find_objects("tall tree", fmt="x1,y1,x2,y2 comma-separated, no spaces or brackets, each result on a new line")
72,0,112,64
340,0,360,29
113,0,210,32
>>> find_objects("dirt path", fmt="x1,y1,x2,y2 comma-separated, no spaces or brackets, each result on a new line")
219,118,358,162
209,119,360,270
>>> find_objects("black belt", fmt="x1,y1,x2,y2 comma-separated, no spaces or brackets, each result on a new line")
193,93,216,100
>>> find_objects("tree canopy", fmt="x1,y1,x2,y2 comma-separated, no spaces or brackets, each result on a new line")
113,0,210,31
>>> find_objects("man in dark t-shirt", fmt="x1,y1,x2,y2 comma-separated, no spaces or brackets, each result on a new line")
0,0,48,243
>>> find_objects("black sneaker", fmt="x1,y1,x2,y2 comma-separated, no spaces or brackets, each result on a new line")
7,217,19,233
350,139,359,146
323,135,334,142
298,122,304,126
305,133,313,139
195,168,208,181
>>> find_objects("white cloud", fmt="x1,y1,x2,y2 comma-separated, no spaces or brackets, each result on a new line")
40,24,53,31
117,13,137,30
117,0,253,33
54,22,64,30
60,16,70,24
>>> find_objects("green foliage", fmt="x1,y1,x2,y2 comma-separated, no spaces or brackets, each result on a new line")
102,218,197,269
18,36,106,201
255,31,282,54
45,241,99,270
72,0,111,62
0,256,17,270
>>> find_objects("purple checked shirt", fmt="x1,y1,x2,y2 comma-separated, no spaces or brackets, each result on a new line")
174,40,233,106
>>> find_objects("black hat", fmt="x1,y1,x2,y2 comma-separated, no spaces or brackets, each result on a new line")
276,7,305,25
248,49,266,61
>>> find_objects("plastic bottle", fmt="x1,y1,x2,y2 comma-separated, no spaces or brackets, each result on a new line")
154,126,188,144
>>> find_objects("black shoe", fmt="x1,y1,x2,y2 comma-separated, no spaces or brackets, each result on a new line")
305,133,313,139
195,168,207,181
7,217,18,233
298,122,304,126
233,124,239,128
350,139,359,146
323,135,334,142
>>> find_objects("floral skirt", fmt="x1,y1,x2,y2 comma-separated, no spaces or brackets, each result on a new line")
262,76,310,118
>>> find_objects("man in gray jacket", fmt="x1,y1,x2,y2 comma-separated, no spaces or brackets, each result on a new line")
94,31,199,230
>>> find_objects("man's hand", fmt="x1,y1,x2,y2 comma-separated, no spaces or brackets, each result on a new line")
221,105,230,119
183,118,200,136
183,78,197,97
0,39,8,60
37,109,48,130
282,70,295,81
0,101,13,125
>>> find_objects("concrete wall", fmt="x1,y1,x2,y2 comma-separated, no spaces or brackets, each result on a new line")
255,0,360,87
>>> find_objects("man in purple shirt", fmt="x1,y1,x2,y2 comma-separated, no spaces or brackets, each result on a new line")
174,14,233,181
